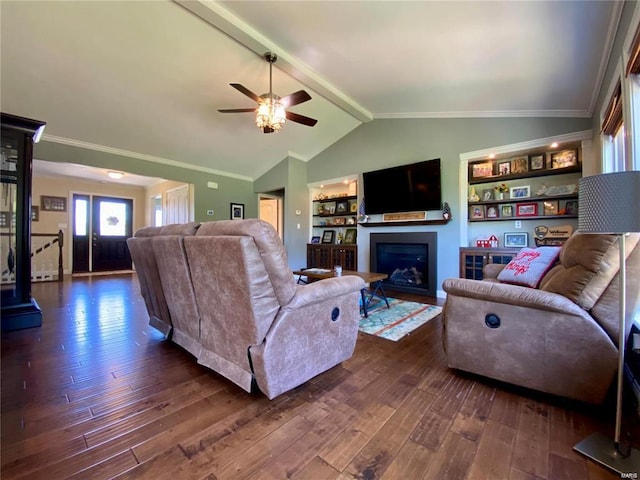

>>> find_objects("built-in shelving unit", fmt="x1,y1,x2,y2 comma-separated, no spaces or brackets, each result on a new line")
465,142,583,251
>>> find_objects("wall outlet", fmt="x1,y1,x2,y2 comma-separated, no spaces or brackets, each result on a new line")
207,182,218,189
515,220,522,229
206,209,214,216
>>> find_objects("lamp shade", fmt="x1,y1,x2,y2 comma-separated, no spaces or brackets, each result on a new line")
578,171,640,233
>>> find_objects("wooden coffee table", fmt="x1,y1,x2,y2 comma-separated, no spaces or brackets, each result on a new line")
292,269,390,317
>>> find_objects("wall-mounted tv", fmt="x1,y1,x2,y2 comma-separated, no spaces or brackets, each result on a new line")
363,158,442,215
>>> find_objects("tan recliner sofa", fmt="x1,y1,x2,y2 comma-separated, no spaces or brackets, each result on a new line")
442,233,640,404
128,219,365,399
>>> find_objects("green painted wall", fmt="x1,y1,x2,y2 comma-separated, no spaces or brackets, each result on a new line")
34,140,258,222
306,117,592,292
254,156,309,268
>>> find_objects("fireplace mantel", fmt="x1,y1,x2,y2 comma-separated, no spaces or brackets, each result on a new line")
359,218,450,228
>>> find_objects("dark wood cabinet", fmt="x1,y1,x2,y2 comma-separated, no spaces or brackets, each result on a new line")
1,113,46,331
307,244,357,271
459,247,519,280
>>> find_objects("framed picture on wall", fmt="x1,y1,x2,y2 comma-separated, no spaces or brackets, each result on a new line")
504,232,528,247
230,203,244,220
41,195,67,212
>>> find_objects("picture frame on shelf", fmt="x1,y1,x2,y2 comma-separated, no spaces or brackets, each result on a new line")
336,200,349,214
486,206,499,218
349,200,358,212
501,205,513,217
321,230,335,244
543,200,558,216
565,200,578,215
326,204,336,215
504,232,528,247
498,161,511,175
516,203,538,217
549,149,578,169
510,185,530,198
510,156,529,174
471,161,494,179
469,205,485,219
334,217,346,225
41,195,67,212
344,228,357,244
230,203,244,220
481,188,494,201
529,154,545,171
310,236,320,244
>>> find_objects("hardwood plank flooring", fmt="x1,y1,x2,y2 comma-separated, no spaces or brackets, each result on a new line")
0,274,629,479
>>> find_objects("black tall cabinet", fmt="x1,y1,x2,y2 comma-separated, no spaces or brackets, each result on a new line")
1,113,46,331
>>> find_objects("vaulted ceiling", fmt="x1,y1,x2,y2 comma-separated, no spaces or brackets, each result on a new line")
0,1,620,183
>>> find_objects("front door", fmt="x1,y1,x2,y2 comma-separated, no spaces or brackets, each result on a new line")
72,194,133,273
91,196,132,271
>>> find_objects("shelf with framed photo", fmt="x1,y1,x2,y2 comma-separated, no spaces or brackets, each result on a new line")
468,149,582,185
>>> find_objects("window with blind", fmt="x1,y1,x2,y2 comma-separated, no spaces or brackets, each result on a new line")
601,78,626,173
627,20,640,170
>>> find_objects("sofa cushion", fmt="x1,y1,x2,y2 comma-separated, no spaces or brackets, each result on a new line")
497,246,561,288
539,233,620,310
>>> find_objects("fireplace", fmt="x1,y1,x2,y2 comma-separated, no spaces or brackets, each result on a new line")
370,232,437,297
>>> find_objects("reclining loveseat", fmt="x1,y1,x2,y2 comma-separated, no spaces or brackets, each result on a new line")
127,219,364,399
442,232,640,404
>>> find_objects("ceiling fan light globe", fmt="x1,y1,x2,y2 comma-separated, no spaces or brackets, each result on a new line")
255,98,286,131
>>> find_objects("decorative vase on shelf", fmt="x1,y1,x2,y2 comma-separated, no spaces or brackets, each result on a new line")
497,193,504,200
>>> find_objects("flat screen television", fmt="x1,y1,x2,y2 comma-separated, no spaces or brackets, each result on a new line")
362,158,442,215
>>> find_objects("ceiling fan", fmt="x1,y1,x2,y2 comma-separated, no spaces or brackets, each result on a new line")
218,52,318,133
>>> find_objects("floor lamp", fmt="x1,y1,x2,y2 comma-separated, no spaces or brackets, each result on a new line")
574,170,640,474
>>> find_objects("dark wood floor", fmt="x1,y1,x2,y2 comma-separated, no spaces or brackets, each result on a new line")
0,274,626,479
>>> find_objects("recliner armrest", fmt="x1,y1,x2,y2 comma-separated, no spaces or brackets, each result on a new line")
284,276,365,310
443,278,586,316
483,263,506,280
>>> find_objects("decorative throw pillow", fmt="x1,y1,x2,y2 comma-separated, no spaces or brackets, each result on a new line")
497,246,562,288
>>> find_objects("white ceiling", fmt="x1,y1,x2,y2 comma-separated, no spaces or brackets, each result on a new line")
1,1,620,183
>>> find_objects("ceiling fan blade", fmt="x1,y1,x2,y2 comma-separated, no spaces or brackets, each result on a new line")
230,83,261,103
286,111,318,127
281,90,312,107
218,108,256,113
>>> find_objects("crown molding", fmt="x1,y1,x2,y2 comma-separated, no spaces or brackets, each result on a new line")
41,134,253,182
375,109,592,119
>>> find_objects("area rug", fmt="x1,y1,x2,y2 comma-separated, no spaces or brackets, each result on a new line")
359,297,443,341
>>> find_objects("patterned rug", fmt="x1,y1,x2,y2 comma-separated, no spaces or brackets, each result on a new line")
359,297,443,341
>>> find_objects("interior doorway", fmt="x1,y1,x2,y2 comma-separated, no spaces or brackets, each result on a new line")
259,190,284,239
72,194,133,273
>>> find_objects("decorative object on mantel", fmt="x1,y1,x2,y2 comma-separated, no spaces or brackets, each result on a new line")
533,224,573,246
357,198,368,224
476,235,499,248
442,202,452,220
382,211,427,222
